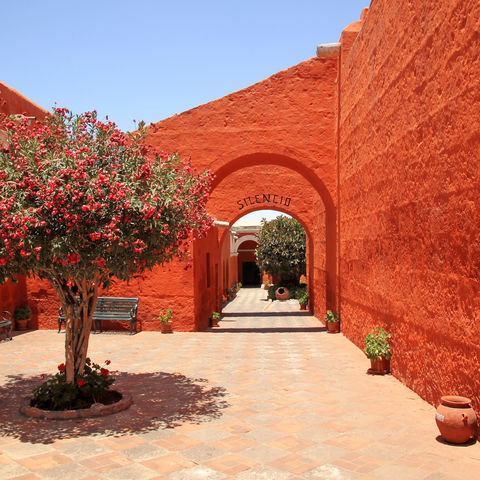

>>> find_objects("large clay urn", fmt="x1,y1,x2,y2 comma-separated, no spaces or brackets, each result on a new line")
435,396,477,444
275,287,290,301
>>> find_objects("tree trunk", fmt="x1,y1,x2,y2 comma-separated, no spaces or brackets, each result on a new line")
51,277,98,383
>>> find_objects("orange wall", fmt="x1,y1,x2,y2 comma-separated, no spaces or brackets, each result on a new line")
193,226,221,329
0,81,48,118
338,0,480,408
27,258,197,332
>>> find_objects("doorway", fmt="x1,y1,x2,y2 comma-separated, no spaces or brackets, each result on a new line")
242,261,261,286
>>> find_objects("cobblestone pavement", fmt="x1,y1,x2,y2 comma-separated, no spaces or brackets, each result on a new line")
0,287,478,479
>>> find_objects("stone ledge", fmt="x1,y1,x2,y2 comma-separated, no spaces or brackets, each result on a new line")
19,393,133,419
316,42,341,58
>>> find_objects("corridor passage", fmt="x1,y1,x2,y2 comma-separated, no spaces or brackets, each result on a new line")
0,288,478,479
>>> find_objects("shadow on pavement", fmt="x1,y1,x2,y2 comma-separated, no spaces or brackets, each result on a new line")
207,327,327,333
0,371,229,444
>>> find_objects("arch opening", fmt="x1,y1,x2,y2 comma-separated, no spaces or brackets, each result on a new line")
192,154,336,331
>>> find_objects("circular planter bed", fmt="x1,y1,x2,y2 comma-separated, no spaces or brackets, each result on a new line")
19,391,133,419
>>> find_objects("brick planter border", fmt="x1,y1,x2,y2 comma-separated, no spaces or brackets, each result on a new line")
19,392,133,419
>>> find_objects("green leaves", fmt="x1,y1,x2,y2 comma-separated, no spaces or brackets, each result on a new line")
364,327,392,360
0,109,213,286
255,216,306,284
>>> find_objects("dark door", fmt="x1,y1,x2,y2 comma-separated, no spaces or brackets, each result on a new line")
242,262,261,286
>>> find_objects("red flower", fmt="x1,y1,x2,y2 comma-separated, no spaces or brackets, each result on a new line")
40,373,45,378
100,368,109,376
58,363,66,371
105,360,111,365
77,378,86,386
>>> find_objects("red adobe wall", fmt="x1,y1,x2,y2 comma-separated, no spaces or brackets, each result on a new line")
27,258,197,332
146,55,339,316
338,0,480,408
193,226,222,330
0,81,48,119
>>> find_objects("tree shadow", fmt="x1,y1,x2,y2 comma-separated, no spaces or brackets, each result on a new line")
0,371,229,445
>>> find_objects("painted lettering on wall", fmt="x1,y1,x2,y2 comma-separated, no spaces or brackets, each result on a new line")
236,194,292,210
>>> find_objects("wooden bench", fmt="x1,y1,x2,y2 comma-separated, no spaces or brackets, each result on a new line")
58,297,139,335
0,310,13,341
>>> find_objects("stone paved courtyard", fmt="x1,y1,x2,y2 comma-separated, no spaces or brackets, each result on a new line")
0,287,478,479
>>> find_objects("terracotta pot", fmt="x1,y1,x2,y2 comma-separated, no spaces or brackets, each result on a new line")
326,320,340,333
161,323,173,334
435,395,477,444
16,318,29,331
367,357,390,375
275,287,290,301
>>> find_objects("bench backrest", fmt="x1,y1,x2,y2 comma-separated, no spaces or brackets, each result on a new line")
95,297,138,314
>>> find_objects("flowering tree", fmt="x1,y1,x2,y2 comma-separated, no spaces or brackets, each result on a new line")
0,109,213,383
255,215,306,284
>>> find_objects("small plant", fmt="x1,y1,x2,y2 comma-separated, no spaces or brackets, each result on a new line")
325,310,338,322
263,280,270,288
364,327,392,360
158,308,173,324
298,292,308,306
31,358,115,411
211,311,221,327
221,294,228,303
236,282,242,291
14,305,31,320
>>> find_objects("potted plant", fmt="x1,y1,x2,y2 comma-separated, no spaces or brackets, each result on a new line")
325,309,340,333
298,291,308,310
158,308,173,334
14,305,31,331
263,281,270,290
364,326,392,374
211,311,221,327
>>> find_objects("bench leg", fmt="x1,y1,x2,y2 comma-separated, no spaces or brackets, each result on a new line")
129,320,137,335
94,320,102,333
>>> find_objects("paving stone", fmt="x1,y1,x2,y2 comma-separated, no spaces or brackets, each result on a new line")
101,462,159,480
35,462,92,480
181,443,226,463
235,464,293,479
168,465,227,479
0,459,31,479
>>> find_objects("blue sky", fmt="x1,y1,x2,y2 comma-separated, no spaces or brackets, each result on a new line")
3,0,368,221
3,0,368,132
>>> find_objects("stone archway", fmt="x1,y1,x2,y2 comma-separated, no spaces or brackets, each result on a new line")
192,156,334,325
